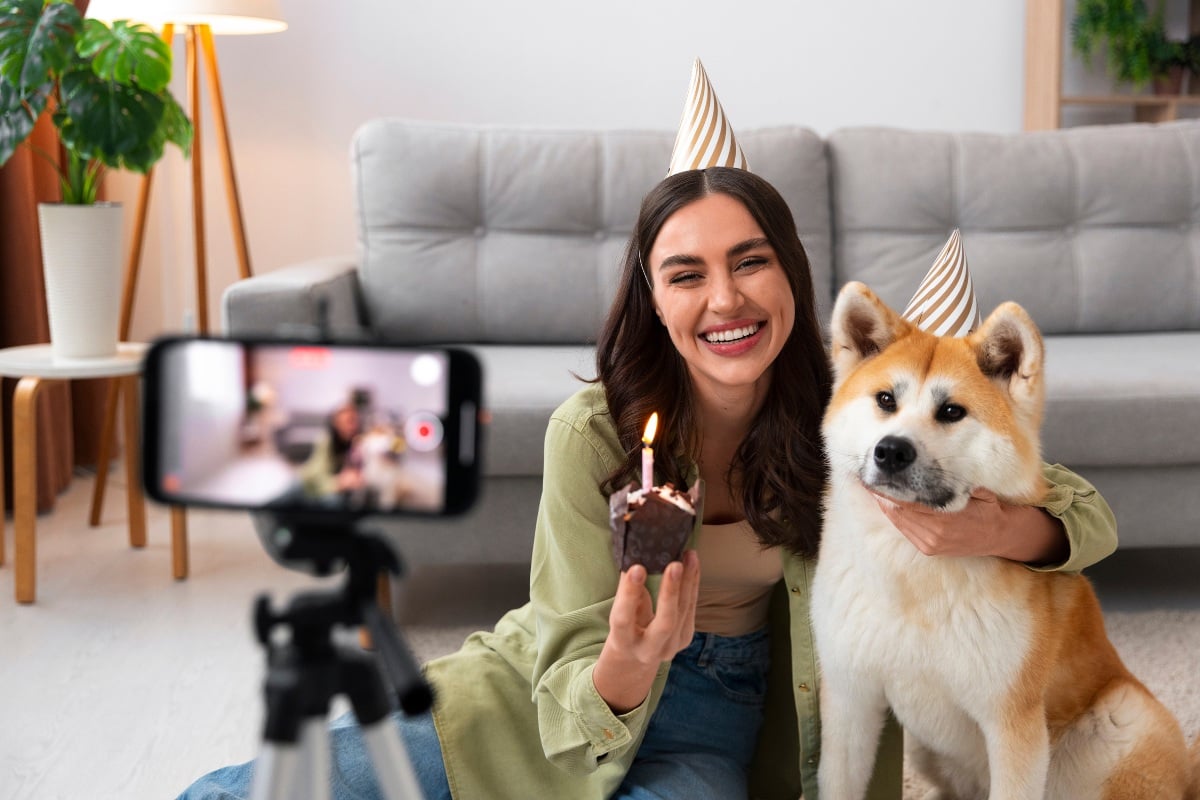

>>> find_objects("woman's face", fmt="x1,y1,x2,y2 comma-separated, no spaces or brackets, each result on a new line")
647,192,796,403
332,406,360,439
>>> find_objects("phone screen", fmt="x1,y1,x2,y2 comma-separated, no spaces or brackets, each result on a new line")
144,339,481,517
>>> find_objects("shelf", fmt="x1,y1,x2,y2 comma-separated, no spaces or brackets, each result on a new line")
1061,94,1200,106
1024,0,1200,129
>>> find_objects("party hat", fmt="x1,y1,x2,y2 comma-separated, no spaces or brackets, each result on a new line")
902,229,981,337
667,59,749,176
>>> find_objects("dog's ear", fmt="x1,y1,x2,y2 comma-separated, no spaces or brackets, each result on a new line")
829,281,911,387
971,302,1044,417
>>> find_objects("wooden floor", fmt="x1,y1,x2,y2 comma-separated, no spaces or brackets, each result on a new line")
1,468,1198,799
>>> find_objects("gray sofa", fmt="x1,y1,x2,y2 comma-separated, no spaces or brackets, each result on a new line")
224,118,1200,568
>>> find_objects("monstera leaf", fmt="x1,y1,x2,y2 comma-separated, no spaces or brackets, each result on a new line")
0,0,190,202
0,0,80,163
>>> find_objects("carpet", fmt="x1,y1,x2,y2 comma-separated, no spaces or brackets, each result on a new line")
403,608,1200,797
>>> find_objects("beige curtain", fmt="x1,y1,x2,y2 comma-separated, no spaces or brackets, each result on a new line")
1,0,111,514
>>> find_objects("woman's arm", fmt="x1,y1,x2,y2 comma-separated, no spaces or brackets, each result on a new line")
872,462,1117,571
526,400,686,773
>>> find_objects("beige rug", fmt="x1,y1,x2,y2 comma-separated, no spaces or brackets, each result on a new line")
405,608,1200,797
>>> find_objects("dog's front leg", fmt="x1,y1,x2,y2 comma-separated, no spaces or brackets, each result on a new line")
818,672,889,800
983,705,1050,800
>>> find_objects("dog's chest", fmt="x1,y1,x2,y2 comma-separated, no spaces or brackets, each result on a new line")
812,499,1035,707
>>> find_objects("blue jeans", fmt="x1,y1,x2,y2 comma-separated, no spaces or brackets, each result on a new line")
177,628,768,800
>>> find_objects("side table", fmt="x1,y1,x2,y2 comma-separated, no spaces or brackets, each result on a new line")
0,343,185,604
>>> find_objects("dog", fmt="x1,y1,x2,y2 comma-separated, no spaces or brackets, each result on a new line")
810,281,1200,800
354,425,412,511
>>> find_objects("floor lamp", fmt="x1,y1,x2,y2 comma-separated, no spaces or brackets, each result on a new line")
84,0,287,579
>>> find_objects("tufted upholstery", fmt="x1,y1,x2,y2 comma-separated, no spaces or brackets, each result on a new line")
350,120,834,341
828,123,1200,335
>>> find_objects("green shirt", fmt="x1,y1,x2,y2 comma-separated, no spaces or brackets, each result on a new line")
423,383,1118,800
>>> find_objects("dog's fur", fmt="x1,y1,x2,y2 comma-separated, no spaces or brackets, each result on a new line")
810,281,1199,800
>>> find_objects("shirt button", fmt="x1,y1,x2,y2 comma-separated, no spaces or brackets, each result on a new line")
807,755,818,765
790,585,799,593
603,728,614,740
798,683,810,692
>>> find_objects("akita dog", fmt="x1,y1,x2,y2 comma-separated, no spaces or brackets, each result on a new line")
811,281,1199,800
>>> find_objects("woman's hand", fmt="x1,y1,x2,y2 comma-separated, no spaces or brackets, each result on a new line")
872,489,1069,564
592,550,701,714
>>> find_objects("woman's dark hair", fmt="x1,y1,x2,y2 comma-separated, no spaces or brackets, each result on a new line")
326,405,359,473
595,167,832,558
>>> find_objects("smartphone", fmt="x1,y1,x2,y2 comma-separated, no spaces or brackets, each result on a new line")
142,337,483,517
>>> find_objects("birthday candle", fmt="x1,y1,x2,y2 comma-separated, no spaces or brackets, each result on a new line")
642,413,658,493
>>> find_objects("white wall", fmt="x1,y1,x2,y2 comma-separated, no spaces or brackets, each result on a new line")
112,0,1186,341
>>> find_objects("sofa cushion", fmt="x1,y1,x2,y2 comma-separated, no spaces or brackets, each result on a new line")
351,120,834,344
828,121,1200,335
465,344,596,477
1041,332,1200,466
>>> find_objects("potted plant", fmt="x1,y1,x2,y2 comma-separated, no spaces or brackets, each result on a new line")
1072,0,1187,94
1185,32,1200,94
0,0,191,358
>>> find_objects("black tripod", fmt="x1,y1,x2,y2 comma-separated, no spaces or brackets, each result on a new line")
248,520,432,800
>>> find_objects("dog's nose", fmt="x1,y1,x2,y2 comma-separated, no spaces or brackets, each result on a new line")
874,436,917,475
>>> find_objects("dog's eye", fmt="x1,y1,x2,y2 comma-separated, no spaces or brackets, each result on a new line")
876,391,896,412
937,403,967,423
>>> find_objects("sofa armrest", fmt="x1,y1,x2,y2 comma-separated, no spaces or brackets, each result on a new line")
221,256,366,338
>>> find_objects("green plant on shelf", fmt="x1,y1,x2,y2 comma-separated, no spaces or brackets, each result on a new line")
1071,0,1186,90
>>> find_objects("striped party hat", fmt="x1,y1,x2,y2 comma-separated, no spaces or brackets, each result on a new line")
667,59,749,176
902,229,981,337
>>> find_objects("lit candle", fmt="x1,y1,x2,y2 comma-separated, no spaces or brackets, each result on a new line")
641,412,658,493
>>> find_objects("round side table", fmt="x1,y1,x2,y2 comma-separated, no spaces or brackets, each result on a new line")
0,343,186,604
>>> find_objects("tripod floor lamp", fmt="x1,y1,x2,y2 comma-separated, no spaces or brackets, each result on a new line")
84,0,287,579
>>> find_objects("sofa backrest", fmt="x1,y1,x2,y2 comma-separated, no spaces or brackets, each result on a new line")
351,119,833,344
828,121,1200,335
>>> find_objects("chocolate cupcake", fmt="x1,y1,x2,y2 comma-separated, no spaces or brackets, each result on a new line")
609,480,703,573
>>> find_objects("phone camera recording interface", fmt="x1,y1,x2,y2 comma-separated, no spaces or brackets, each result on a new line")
155,342,461,515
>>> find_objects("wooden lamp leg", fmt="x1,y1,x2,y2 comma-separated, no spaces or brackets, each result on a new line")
198,24,253,281
91,23,174,528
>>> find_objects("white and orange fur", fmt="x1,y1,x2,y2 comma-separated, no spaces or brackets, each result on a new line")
810,281,1200,800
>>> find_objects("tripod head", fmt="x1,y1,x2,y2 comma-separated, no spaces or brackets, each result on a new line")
253,514,433,717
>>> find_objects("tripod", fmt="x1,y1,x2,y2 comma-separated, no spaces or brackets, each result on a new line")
248,520,432,800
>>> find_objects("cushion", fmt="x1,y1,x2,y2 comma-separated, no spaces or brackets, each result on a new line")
828,121,1200,335
1041,332,1200,466
350,120,833,343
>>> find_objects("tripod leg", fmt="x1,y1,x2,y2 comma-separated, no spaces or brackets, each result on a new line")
359,719,425,800
342,652,425,800
251,717,333,800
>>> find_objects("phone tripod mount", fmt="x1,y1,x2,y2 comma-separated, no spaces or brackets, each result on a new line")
249,516,432,799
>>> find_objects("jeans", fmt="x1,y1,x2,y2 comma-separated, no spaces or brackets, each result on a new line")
177,628,768,800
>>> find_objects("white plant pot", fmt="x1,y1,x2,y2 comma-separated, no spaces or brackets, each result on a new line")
37,202,123,360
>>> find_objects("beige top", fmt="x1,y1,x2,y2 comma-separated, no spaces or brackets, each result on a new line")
693,519,784,636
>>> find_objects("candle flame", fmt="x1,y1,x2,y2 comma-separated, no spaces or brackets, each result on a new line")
642,412,658,446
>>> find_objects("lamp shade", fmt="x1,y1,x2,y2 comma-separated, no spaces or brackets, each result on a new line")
86,0,287,35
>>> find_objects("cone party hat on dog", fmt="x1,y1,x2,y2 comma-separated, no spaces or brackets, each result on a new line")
902,229,981,337
667,59,749,176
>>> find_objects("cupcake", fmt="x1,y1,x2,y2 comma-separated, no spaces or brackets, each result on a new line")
609,480,703,573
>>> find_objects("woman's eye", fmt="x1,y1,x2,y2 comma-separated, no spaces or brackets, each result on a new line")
735,256,768,271
668,272,702,285
876,391,896,412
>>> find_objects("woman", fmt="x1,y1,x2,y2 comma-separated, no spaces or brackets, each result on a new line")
299,403,366,502
181,167,1116,800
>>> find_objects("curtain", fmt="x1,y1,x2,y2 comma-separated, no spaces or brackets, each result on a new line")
1,0,110,514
